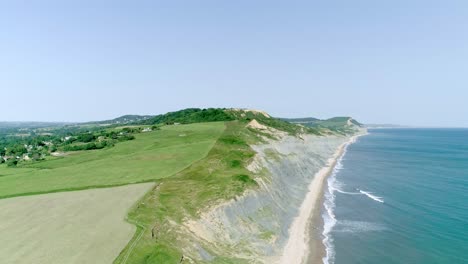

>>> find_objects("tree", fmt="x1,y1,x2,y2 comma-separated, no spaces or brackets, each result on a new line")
7,159,18,167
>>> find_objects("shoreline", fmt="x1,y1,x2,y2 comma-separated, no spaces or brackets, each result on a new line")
278,133,363,264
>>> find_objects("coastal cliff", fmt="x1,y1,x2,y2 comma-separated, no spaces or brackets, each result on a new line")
107,109,366,264
182,119,366,263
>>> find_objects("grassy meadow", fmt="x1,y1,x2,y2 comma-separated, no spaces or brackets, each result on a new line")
0,122,225,198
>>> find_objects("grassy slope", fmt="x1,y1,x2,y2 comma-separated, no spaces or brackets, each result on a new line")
0,122,225,198
115,120,258,264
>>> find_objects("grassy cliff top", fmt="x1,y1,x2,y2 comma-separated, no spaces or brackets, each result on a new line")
133,108,327,135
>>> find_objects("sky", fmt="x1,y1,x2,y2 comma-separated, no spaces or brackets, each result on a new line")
1,1,467,126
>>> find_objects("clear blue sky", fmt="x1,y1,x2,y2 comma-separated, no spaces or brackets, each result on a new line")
1,1,467,126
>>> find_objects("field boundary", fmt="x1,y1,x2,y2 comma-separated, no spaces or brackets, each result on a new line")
115,183,162,264
0,180,157,200
115,222,146,264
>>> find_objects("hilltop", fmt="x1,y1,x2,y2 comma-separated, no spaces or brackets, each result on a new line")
0,108,362,167
84,115,154,125
130,108,363,136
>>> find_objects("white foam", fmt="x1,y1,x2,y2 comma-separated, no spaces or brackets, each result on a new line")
322,142,352,264
333,187,360,195
332,185,384,201
333,220,387,233
359,190,384,203
322,176,337,264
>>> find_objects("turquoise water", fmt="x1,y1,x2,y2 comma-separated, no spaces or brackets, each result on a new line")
322,129,468,264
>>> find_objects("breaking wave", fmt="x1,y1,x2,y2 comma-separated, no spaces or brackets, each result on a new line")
359,190,385,203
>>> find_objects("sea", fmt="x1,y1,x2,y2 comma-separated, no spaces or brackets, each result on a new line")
321,128,468,264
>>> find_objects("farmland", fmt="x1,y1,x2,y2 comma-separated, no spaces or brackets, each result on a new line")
0,183,154,264
0,122,225,198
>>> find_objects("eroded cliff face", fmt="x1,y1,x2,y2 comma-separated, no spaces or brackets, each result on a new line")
183,132,354,263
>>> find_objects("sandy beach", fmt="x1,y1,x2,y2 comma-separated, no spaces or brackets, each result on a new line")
278,135,361,264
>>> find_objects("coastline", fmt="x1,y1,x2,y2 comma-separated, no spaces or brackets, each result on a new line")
278,133,364,264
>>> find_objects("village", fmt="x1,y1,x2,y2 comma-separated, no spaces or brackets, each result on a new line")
0,124,157,167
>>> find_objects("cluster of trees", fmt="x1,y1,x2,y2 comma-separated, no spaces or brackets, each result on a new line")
60,129,141,151
139,108,234,125
62,140,114,151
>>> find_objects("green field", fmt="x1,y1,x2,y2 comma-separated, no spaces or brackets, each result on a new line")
0,122,225,198
0,183,155,264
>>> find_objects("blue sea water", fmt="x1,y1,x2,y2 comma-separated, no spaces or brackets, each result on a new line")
322,129,468,264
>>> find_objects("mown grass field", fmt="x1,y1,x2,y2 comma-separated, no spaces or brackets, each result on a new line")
0,183,154,264
0,122,225,198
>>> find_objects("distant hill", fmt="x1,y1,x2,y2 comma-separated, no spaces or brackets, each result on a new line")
0,122,68,129
89,109,362,136
85,115,154,125
280,117,320,123
132,108,311,135
282,116,362,134
1,109,363,137
0,122,70,136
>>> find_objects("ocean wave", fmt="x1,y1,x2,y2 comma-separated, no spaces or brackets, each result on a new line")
359,190,385,203
333,188,360,195
332,184,385,202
